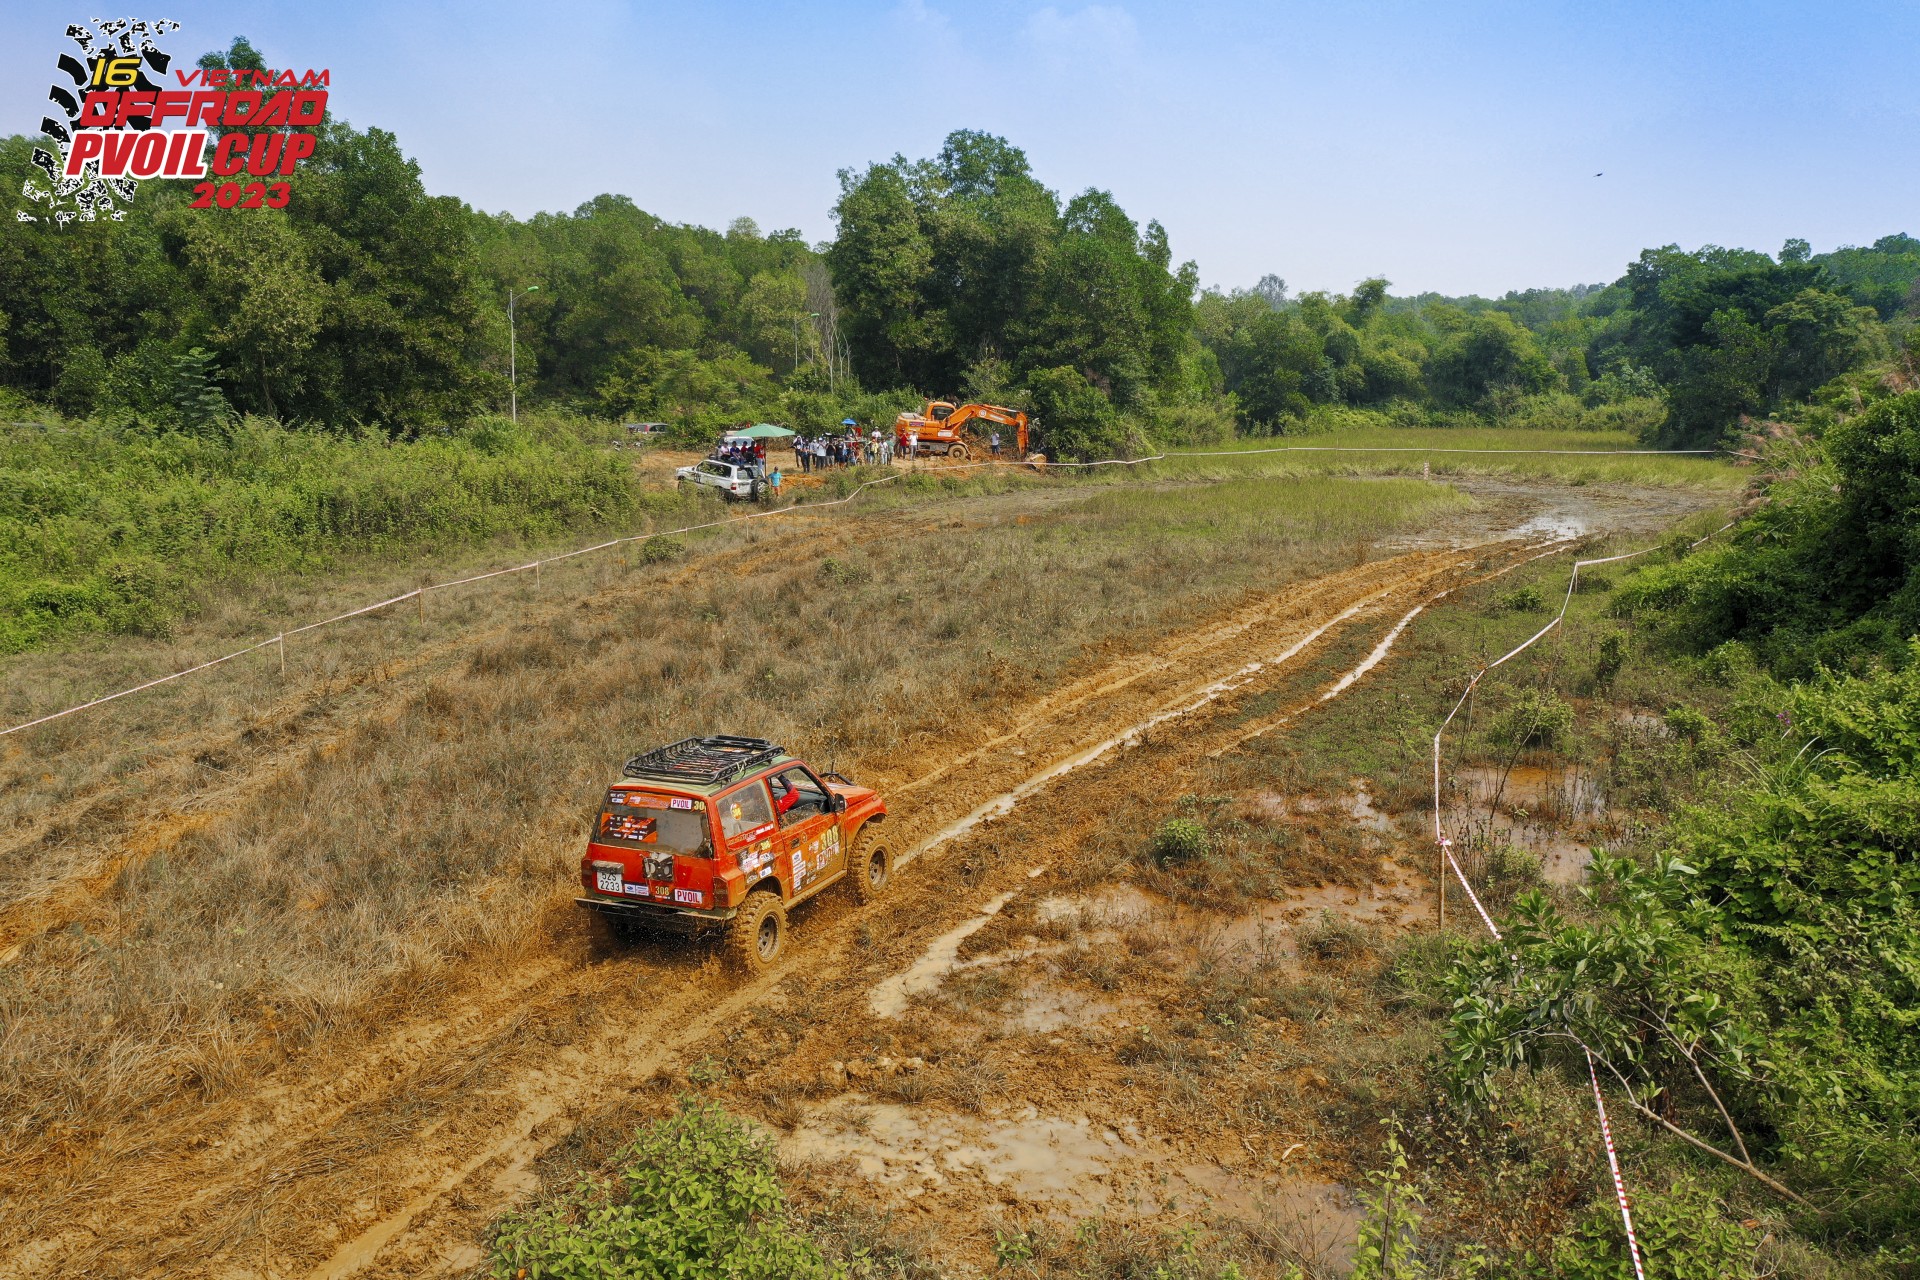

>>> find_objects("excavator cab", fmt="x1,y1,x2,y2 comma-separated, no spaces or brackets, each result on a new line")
927,401,956,422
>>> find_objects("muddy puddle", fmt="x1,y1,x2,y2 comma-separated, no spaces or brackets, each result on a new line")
1005,980,1121,1034
1453,763,1606,823
1446,764,1611,884
869,889,1022,1018
1260,784,1398,835
782,1098,1358,1265
872,866,1423,1026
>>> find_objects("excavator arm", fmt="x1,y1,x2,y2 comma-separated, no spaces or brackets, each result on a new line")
946,404,1029,454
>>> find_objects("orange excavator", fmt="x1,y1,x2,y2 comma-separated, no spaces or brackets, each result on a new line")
894,401,1029,461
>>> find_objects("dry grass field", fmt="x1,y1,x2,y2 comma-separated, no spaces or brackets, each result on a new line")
0,460,1736,1277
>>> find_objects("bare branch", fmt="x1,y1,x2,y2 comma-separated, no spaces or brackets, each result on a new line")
1654,1017,1752,1166
1574,1037,1809,1207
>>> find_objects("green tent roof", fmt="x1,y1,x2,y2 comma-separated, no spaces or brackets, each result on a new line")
735,422,795,438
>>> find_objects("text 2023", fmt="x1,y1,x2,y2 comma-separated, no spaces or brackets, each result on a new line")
191,181,291,209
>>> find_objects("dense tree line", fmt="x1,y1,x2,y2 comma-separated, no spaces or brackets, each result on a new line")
1190,238,1919,445
1,39,1916,453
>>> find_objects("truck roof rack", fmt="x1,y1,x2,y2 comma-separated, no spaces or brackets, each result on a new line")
622,735,786,786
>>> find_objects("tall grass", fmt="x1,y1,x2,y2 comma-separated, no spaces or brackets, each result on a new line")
0,417,663,652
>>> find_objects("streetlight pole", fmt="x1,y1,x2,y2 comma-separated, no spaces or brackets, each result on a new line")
508,285,540,421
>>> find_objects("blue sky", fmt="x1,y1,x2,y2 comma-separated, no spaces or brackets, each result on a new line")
6,1,1916,297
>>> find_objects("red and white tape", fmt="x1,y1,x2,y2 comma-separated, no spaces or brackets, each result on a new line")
1,446,1727,742
0,471,910,739
1426,519,1734,1277
1587,1047,1649,1280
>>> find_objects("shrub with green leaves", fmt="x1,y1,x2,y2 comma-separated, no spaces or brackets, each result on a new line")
1487,689,1575,751
1350,1133,1427,1280
1660,704,1717,744
1150,817,1211,864
1499,585,1546,612
1548,1177,1754,1280
488,1101,838,1280
1594,631,1629,681
1615,391,1920,676
1445,647,1920,1247
638,535,685,565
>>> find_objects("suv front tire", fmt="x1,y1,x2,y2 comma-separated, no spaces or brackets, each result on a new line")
850,830,892,905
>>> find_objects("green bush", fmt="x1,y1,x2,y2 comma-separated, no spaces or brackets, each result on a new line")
1661,704,1717,743
1480,843,1545,906
1594,632,1629,681
1446,650,1920,1247
1616,391,1920,676
1548,1177,1754,1279
1487,689,1575,751
1150,817,1211,864
488,1101,839,1280
1499,585,1546,612
638,535,685,565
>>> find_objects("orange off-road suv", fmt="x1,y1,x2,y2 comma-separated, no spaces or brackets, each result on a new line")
575,735,891,971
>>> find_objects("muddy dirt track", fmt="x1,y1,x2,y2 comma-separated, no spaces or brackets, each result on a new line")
0,480,1716,1278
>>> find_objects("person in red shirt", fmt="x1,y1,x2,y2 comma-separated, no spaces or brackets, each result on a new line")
773,773,799,815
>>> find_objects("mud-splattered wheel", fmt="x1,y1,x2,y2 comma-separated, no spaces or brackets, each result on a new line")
726,890,786,973
850,831,892,905
948,443,969,459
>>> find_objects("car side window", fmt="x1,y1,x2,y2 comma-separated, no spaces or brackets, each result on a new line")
768,766,830,826
720,782,774,841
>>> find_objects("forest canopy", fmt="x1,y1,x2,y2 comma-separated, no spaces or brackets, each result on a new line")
1,40,1917,454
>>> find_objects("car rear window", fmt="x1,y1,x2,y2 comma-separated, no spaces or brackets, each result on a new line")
593,790,710,855
719,782,775,841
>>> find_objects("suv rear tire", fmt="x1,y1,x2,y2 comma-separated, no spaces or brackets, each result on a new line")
726,890,785,973
850,830,892,904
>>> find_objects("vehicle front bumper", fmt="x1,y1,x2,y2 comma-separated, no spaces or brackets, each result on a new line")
575,896,738,935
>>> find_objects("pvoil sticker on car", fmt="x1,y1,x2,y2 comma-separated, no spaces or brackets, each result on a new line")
669,797,693,809
673,888,703,905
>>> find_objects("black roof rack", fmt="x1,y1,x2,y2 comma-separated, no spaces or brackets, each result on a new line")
622,735,786,786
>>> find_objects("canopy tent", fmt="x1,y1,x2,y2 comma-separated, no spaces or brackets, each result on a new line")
733,422,795,439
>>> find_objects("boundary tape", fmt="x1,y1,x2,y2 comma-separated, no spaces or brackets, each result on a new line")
0,473,910,739
2,442,1727,741
1424,517,1735,1278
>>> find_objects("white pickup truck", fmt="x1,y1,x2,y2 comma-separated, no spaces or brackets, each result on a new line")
676,458,761,500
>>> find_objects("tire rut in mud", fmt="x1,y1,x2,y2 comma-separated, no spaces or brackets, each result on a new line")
0,509,935,961
4,537,1533,1279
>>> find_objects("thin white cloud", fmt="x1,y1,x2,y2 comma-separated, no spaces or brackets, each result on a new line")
1024,4,1140,65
